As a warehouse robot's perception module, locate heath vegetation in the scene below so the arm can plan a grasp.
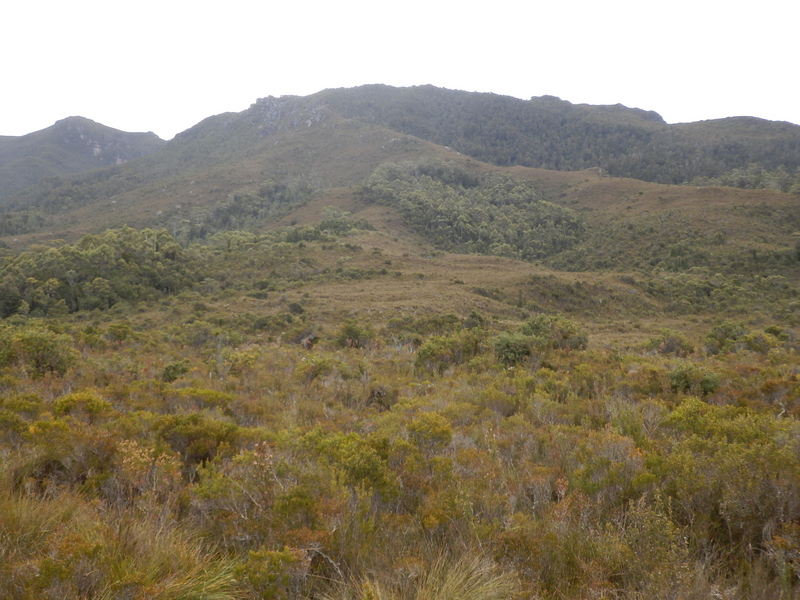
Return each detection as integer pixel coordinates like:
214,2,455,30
1,86,800,599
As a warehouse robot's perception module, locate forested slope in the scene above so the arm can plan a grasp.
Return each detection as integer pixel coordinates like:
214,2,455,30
317,85,800,187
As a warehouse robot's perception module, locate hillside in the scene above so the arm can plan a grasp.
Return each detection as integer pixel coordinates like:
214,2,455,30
0,116,165,203
315,85,800,186
1,86,799,243
2,210,800,599
0,86,797,319
1,86,800,600
3,85,800,228
0,96,455,240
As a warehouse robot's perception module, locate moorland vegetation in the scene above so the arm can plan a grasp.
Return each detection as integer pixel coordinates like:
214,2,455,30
1,86,800,600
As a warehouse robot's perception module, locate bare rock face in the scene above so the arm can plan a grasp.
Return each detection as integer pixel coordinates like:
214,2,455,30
247,96,330,138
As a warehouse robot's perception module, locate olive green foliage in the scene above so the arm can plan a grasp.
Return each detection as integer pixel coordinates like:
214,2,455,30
660,398,800,552
319,85,800,185
195,179,317,238
690,163,800,193
0,324,77,378
668,362,722,396
234,546,310,600
519,313,588,350
704,320,751,354
170,181,372,244
703,320,792,355
1,222,800,600
493,333,538,367
336,320,375,349
494,313,587,366
53,390,112,419
361,161,585,260
415,330,483,374
0,226,194,316
303,429,397,498
547,250,800,317
646,329,694,356
161,360,190,383
153,412,240,467
316,206,374,237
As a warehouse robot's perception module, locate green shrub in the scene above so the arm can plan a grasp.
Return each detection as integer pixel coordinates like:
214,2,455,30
520,313,587,351
1,392,38,410
12,327,77,378
764,324,790,341
336,320,374,349
153,413,240,468
287,302,305,315
161,360,190,383
53,391,112,418
415,330,482,374
493,313,587,368
493,333,536,367
106,321,135,342
407,412,453,457
669,363,722,396
705,321,748,355
647,329,694,356
252,314,285,332
233,546,310,600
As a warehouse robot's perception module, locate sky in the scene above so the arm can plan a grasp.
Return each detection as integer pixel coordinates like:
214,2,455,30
3,0,798,140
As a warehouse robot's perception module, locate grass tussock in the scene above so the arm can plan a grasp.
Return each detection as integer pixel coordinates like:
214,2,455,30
0,484,241,600
323,554,517,600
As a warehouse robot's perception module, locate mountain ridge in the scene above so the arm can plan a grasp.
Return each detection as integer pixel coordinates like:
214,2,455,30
311,85,800,184
1,84,799,248
0,116,165,202
4,84,800,209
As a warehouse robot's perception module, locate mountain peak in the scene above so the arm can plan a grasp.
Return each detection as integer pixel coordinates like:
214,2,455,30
55,115,96,126
0,117,165,201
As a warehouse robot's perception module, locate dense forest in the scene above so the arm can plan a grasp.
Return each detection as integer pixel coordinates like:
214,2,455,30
359,162,585,261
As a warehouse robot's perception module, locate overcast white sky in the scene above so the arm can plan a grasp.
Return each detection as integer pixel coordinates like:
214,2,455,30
3,0,798,140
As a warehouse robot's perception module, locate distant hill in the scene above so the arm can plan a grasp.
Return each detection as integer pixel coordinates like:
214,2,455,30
0,94,455,237
0,116,165,202
315,85,800,186
1,85,799,253
4,85,800,216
